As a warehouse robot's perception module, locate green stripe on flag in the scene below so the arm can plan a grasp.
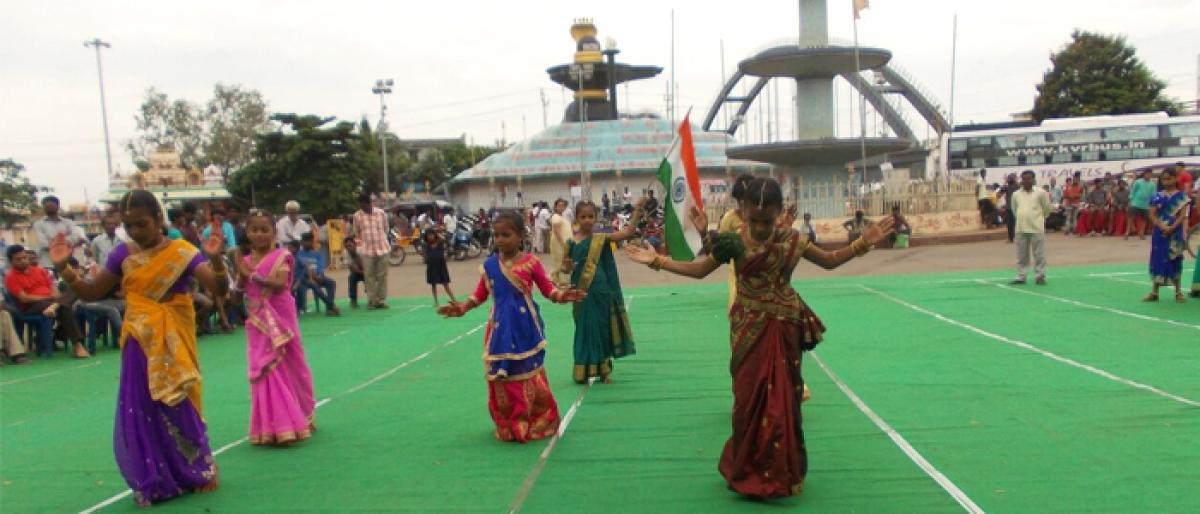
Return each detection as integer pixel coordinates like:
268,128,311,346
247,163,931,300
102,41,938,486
657,158,696,261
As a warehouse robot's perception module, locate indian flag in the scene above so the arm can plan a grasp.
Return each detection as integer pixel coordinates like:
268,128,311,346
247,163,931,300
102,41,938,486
656,115,705,261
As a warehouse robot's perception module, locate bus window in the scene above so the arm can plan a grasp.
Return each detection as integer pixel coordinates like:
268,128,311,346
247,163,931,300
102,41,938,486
1106,149,1132,160
1103,125,1158,141
1165,146,1191,157
968,137,993,147
949,159,968,169
1080,151,1100,162
997,156,1019,166
1050,129,1102,144
995,133,1047,148
949,139,968,152
1167,122,1200,137
1021,155,1047,165
1131,148,1159,159
1051,153,1072,163
970,158,987,168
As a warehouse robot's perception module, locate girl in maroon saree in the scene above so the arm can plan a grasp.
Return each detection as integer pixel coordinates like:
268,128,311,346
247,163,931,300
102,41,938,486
626,178,894,499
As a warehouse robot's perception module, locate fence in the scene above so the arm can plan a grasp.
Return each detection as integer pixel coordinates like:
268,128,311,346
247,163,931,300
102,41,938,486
705,177,978,224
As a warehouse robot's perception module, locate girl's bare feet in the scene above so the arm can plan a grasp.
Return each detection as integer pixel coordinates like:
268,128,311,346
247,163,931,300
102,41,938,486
1175,292,1187,303
1142,293,1159,302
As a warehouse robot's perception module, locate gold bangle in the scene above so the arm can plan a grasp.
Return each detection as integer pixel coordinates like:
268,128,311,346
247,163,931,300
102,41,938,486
650,255,666,271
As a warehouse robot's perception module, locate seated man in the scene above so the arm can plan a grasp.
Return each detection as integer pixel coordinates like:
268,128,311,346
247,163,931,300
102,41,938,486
0,301,30,364
66,257,124,343
296,233,341,316
4,245,88,357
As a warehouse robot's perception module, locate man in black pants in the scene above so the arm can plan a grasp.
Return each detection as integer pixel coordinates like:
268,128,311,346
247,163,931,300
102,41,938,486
1003,173,1018,243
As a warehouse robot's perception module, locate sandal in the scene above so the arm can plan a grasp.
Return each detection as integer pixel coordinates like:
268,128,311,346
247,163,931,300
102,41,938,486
1142,293,1159,302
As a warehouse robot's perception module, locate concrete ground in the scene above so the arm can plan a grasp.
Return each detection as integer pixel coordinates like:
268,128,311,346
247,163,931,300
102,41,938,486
326,230,1160,301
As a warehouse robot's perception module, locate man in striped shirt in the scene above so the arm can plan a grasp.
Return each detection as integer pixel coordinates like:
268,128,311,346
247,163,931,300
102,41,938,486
353,192,391,309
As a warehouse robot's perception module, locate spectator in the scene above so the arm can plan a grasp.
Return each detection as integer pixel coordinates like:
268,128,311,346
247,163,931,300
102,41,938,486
167,208,186,240
343,237,365,309
843,210,871,243
1010,170,1051,285
442,208,458,234
601,192,611,218
1127,169,1156,239
275,200,311,245
1109,180,1130,235
295,233,340,316
534,202,551,253
890,205,912,247
352,192,391,309
201,208,237,249
180,203,203,247
0,298,30,364
4,244,88,357
800,212,818,243
976,169,997,230
1049,177,1063,206
32,195,83,268
90,214,123,269
1062,176,1083,236
69,257,124,343
1085,179,1109,237
1003,174,1019,243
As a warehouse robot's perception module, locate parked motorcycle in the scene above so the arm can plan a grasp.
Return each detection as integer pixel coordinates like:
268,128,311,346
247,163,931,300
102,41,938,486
451,226,483,261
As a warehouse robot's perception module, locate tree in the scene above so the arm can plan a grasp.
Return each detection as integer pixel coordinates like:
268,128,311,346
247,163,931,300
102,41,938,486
1032,30,1180,122
204,83,270,181
125,84,270,174
227,114,376,218
0,159,50,227
125,88,205,166
441,143,499,178
354,118,412,194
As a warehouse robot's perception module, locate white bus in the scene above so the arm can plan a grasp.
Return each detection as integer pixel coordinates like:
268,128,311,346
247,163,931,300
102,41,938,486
943,112,1200,182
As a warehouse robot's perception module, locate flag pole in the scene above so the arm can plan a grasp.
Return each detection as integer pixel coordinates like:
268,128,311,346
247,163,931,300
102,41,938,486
852,5,868,209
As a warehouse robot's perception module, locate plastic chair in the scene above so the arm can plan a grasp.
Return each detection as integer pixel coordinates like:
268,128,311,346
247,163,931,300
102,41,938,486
80,308,115,354
5,292,54,357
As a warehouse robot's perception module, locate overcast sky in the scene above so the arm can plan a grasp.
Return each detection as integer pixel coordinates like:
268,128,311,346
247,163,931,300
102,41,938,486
3,0,1196,207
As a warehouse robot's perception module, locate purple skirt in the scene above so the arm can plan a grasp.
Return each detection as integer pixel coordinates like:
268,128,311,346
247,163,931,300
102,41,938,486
114,341,217,506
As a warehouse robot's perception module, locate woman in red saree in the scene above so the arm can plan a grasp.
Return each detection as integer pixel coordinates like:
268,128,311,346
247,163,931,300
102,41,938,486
626,178,894,499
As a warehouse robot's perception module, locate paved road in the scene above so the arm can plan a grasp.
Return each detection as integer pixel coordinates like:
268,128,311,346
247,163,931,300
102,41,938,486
324,230,1162,301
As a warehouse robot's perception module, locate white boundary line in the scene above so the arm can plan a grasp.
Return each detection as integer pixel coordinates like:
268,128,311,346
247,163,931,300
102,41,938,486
507,377,596,514
0,359,105,387
810,352,985,513
78,322,485,514
860,285,1200,408
980,280,1200,331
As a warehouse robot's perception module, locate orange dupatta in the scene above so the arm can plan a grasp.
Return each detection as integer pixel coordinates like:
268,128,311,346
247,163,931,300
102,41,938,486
118,239,205,415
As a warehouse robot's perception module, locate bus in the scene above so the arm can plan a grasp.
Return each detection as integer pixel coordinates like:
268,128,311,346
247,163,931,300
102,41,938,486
942,112,1200,182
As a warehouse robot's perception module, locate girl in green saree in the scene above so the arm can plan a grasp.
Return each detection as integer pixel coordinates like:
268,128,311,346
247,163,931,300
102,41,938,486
562,198,645,383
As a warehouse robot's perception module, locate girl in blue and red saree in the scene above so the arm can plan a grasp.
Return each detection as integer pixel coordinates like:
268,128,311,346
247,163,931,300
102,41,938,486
1145,168,1194,303
437,212,586,443
625,178,894,499
51,190,227,506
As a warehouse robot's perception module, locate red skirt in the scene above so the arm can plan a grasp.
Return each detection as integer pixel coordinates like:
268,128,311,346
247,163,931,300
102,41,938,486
1108,210,1127,236
719,318,808,498
487,368,560,443
1088,209,1108,233
1075,211,1091,236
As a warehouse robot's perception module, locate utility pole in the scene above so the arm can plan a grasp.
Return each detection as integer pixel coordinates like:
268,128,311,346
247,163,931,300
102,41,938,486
372,79,394,195
540,89,549,129
83,38,114,178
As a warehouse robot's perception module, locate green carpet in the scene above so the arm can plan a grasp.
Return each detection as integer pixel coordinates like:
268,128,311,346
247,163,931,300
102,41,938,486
1,261,1197,513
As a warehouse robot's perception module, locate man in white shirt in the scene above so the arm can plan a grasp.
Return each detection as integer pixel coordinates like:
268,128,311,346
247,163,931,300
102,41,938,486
89,214,123,268
442,208,457,233
275,200,311,245
534,202,551,253
976,168,997,229
32,196,83,268
1010,170,1052,285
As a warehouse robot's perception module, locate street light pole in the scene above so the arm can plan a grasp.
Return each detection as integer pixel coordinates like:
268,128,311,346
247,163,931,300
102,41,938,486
569,63,595,201
84,38,114,178
372,79,394,196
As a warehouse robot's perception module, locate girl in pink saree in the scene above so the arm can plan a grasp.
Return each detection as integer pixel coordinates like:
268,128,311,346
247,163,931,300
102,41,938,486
238,210,316,445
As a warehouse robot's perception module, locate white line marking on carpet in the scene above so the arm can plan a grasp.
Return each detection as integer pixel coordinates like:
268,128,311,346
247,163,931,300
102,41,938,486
980,280,1200,331
811,352,985,513
507,377,596,514
0,360,104,387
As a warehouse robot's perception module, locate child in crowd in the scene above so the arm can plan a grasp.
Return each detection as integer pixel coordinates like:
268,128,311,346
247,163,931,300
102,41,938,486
296,233,341,316
422,230,456,307
343,237,366,308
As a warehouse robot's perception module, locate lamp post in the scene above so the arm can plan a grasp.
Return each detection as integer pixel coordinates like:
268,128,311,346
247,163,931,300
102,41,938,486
569,63,595,201
83,38,114,178
372,79,394,196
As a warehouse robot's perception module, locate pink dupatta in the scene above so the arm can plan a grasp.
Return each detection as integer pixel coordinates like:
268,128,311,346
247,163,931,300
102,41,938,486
244,248,299,382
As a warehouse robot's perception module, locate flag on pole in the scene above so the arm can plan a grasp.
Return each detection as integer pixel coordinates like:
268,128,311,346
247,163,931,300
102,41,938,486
656,115,705,261
853,0,870,18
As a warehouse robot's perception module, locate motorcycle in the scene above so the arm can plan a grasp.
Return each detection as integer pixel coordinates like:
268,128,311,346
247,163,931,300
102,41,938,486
451,226,483,261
